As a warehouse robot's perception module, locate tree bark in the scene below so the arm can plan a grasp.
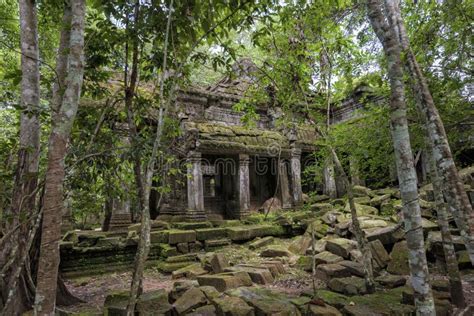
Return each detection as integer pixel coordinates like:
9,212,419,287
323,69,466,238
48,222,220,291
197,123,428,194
0,0,40,313
34,1,86,314
386,0,474,265
330,148,375,293
367,1,435,314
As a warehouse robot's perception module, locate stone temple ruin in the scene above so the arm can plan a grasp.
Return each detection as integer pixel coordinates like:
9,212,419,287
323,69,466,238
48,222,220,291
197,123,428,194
106,59,387,231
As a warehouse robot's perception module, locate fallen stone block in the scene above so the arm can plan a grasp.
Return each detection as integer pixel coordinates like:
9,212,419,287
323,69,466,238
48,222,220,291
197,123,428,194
173,221,212,230
168,230,196,244
228,265,274,285
158,261,195,273
261,260,285,275
170,280,199,302
136,289,172,315
375,274,406,288
210,253,229,274
150,231,170,244
186,304,216,316
104,290,129,316
172,263,208,279
329,276,368,295
260,246,291,258
314,251,344,265
305,239,327,255
315,263,351,283
308,303,342,316
325,238,357,259
166,253,198,263
366,224,404,245
197,272,252,292
212,296,254,316
226,225,286,241
204,238,231,250
177,242,189,254
248,236,274,250
387,241,409,275
314,290,349,310
369,239,390,269
173,287,207,315
338,260,366,277
288,236,312,255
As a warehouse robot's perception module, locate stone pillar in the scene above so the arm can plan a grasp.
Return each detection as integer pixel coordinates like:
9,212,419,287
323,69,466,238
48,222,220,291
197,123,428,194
187,151,206,221
290,148,303,207
279,160,292,209
108,197,132,232
323,158,337,198
237,154,250,219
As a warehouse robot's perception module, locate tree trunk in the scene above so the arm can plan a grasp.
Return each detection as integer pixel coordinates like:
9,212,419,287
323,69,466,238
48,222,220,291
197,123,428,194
367,1,435,314
330,148,375,293
0,0,40,313
34,1,86,314
386,0,474,265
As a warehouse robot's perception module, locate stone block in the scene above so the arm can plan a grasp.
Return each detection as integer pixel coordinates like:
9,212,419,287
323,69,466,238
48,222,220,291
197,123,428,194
226,225,285,242
168,230,196,244
204,238,231,250
338,260,366,277
308,304,342,316
329,276,368,295
173,221,212,230
375,274,406,288
177,242,189,254
172,263,208,279
366,225,404,245
197,272,252,292
315,263,351,283
136,289,172,315
150,231,169,244
369,239,391,268
210,253,229,274
260,246,291,258
288,236,312,255
103,290,129,316
166,253,198,263
173,288,207,315
248,236,274,250
196,228,228,241
169,280,199,302
228,265,274,285
387,241,410,275
158,261,195,273
314,251,344,265
212,296,254,316
325,238,357,259
261,261,285,275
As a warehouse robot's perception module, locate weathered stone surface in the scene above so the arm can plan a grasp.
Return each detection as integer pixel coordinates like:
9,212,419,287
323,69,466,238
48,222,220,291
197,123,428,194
170,280,199,302
366,224,404,245
248,236,274,250
306,239,327,255
288,236,312,255
307,304,342,316
310,203,333,212
103,290,129,316
166,253,198,263
159,261,196,273
328,276,367,295
136,289,172,316
173,221,213,230
338,260,365,277
321,211,341,225
353,196,371,205
172,263,208,279
421,218,438,233
315,264,351,283
369,239,390,269
199,286,221,300
359,219,388,229
370,194,391,207
314,251,344,266
457,250,473,269
344,203,378,216
226,287,300,316
353,185,372,197
169,230,197,244
375,274,406,288
177,242,189,254
305,221,330,239
189,241,203,253
314,290,349,309
150,231,170,244
226,225,286,241
261,260,286,275
326,238,357,259
229,265,274,285
260,246,291,258
387,241,410,275
196,228,228,241
210,253,229,274
173,288,207,315
204,239,232,250
197,272,252,292
212,296,254,316
95,237,122,248
187,304,217,316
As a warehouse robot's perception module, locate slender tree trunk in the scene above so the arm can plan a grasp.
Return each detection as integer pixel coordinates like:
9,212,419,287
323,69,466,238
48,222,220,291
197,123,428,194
367,1,435,314
0,0,40,312
330,148,375,293
386,0,474,264
34,1,86,314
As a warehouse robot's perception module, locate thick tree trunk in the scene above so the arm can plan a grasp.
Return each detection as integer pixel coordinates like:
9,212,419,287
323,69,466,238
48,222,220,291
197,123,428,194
367,1,435,314
0,0,40,313
386,0,474,264
330,148,375,293
34,1,86,314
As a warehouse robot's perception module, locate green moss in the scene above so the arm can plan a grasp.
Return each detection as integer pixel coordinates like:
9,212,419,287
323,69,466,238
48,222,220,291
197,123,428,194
315,290,349,309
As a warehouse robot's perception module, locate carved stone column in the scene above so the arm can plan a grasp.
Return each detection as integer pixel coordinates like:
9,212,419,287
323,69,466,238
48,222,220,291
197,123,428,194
187,151,206,221
323,158,337,198
290,147,303,207
279,160,292,209
237,154,250,219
